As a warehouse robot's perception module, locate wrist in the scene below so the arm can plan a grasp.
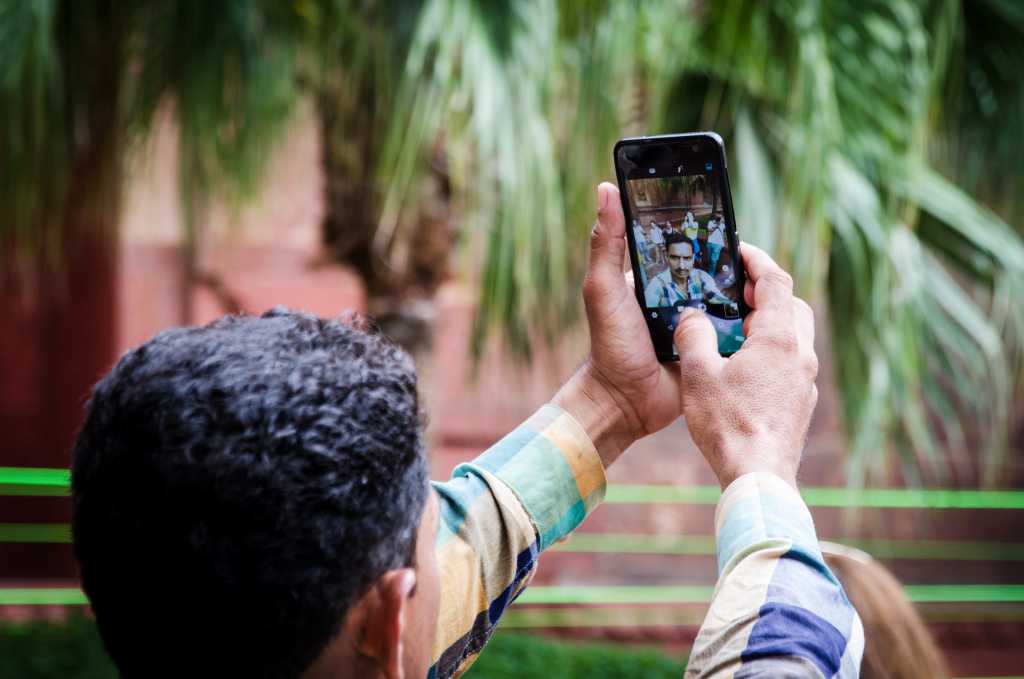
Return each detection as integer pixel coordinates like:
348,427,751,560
711,435,800,490
551,361,639,468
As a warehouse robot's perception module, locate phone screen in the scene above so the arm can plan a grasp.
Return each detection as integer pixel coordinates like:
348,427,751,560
615,134,746,358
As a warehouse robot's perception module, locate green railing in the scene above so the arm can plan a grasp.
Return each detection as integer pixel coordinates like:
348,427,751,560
4,465,1024,630
6,524,1024,562
3,583,1024,608
0,467,69,497
6,466,1024,508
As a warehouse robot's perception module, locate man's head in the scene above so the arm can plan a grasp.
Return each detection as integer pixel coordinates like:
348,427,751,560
72,308,440,679
665,234,695,284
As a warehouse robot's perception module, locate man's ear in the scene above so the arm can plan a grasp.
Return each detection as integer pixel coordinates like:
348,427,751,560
347,568,417,679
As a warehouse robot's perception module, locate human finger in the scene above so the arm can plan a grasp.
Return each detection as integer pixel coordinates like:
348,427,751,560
793,297,815,349
739,242,796,341
674,309,726,388
740,242,794,311
586,183,628,284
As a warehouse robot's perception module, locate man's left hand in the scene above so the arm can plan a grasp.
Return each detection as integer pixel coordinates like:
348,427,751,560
553,182,682,467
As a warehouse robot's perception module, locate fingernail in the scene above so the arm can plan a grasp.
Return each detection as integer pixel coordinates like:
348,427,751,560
597,184,609,212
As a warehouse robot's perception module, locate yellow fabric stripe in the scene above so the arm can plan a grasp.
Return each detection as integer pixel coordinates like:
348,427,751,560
431,468,538,665
432,533,490,662
540,410,607,512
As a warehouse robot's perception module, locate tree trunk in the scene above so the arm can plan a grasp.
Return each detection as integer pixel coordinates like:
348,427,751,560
317,81,382,293
316,68,453,351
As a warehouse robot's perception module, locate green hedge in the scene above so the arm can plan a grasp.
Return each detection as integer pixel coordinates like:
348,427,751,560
0,616,115,679
0,617,684,678
464,632,685,678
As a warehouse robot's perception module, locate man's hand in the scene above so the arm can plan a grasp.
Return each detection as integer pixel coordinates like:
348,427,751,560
674,242,818,489
553,183,682,467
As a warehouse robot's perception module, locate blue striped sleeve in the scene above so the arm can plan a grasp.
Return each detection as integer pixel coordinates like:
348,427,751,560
686,472,864,678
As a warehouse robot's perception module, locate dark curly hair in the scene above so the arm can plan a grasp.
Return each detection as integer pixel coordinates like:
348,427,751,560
71,307,429,678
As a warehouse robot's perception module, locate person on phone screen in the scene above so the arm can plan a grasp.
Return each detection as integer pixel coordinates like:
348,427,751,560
633,219,663,286
632,219,647,254
632,218,650,287
644,219,665,266
644,233,732,308
707,212,726,273
683,210,701,258
70,182,861,679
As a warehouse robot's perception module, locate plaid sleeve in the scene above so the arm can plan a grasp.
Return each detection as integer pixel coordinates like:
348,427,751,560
686,472,864,678
428,404,606,679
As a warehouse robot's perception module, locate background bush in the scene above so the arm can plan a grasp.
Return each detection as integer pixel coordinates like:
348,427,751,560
0,619,684,679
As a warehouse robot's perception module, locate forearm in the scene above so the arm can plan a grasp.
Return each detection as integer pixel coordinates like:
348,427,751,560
686,473,863,678
431,404,607,678
551,361,637,468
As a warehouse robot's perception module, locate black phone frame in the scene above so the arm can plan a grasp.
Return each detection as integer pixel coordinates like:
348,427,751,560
613,131,749,360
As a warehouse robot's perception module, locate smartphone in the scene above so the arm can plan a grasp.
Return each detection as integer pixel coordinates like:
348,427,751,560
614,132,747,359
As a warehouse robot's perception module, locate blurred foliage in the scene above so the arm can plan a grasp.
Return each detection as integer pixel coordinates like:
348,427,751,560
0,0,126,263
937,0,1024,225
377,0,682,351
305,0,427,294
0,619,683,679
0,0,305,265
1,0,1023,484
129,0,305,218
381,0,1024,486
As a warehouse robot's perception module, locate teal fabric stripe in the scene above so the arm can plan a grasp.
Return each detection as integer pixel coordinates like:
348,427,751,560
435,405,592,552
716,496,768,575
485,431,583,551
539,499,588,549
716,477,818,575
432,414,550,545
431,478,490,547
472,425,543,475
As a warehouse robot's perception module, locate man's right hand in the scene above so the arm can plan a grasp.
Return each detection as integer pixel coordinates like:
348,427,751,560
673,243,818,489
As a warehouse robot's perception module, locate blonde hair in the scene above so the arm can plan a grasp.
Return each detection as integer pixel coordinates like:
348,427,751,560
822,543,950,679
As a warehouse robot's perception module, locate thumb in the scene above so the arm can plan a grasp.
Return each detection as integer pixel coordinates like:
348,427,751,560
674,309,725,384
588,182,627,283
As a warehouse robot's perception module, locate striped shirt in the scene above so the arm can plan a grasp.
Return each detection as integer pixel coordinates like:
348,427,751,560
429,404,863,678
644,268,732,308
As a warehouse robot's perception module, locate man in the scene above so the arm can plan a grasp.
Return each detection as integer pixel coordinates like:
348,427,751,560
71,182,861,678
706,212,726,274
646,234,745,354
631,219,652,288
645,233,732,309
642,219,665,266
626,220,643,258
679,211,700,266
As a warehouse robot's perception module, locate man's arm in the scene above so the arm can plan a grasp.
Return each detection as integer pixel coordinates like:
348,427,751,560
696,269,733,305
428,403,606,678
685,473,863,677
674,242,862,677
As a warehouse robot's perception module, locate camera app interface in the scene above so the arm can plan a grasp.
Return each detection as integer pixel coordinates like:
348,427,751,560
625,167,744,355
